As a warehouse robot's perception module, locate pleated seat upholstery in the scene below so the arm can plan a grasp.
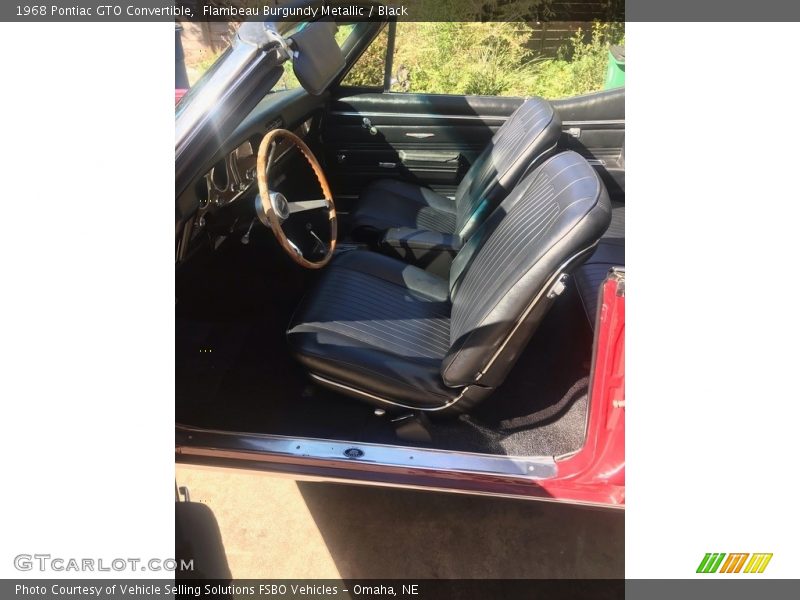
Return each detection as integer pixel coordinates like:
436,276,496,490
288,151,611,414
286,250,456,408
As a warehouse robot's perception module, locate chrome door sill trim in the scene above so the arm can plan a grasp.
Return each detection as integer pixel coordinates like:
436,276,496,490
176,423,557,480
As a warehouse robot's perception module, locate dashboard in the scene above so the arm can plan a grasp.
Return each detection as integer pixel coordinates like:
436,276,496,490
196,134,261,209
195,116,313,212
176,89,327,263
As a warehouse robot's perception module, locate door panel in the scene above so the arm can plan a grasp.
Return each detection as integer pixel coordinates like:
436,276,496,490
322,88,625,210
552,88,625,201
322,92,524,204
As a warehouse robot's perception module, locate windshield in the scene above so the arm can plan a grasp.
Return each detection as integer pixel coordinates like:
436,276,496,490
176,22,358,115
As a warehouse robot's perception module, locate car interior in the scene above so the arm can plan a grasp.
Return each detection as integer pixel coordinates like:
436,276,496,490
175,21,625,458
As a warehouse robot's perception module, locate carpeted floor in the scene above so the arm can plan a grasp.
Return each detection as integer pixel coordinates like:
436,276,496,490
176,230,595,458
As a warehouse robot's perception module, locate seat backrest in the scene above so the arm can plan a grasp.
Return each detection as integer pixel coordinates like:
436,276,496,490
453,97,561,242
442,151,611,388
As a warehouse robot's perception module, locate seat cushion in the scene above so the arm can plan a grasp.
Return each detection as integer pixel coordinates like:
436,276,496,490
286,251,459,409
350,179,457,238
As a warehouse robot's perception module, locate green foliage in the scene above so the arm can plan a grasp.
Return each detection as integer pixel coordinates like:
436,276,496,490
343,20,624,99
391,22,543,96
340,27,389,87
531,22,625,98
398,0,558,21
188,19,625,100
274,64,300,92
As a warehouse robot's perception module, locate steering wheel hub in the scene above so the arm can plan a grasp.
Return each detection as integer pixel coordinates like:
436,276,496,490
272,192,290,221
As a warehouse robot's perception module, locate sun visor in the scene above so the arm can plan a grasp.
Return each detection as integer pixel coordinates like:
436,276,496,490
290,21,346,96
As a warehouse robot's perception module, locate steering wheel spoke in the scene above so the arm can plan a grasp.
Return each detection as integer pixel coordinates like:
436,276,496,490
288,198,331,215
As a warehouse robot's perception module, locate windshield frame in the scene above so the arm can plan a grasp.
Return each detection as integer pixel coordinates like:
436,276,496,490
175,21,291,150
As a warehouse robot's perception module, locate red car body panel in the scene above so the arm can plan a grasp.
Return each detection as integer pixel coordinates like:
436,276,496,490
542,270,625,506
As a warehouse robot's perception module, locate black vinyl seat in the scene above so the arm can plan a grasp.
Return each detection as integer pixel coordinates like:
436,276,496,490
288,152,611,414
350,97,562,245
286,250,456,408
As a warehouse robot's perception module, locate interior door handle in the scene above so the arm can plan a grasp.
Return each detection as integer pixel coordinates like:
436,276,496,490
378,162,397,168
362,117,378,136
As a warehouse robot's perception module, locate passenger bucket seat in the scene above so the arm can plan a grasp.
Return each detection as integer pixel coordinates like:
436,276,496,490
288,151,611,415
350,97,562,247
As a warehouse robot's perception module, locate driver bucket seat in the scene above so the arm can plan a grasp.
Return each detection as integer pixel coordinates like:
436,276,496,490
287,151,611,415
350,97,561,245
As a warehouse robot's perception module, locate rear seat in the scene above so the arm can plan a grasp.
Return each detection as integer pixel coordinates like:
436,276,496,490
574,201,625,326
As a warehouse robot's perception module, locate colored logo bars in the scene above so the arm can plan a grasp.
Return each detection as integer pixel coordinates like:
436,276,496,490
696,553,773,574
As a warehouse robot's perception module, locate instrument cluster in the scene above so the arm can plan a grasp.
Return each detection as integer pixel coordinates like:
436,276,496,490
195,135,261,210
194,116,314,213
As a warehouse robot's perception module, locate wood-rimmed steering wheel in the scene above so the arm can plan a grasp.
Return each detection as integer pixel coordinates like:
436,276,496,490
255,128,336,269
